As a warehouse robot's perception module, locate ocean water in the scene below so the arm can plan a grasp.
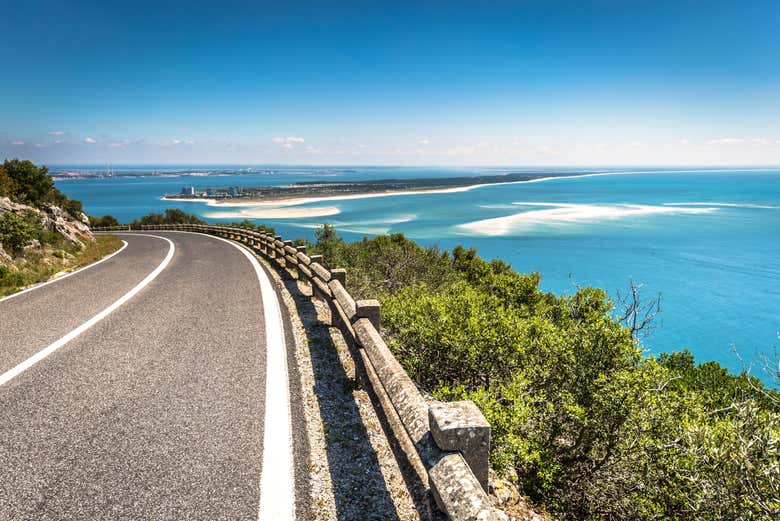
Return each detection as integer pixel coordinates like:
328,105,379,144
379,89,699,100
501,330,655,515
54,167,780,379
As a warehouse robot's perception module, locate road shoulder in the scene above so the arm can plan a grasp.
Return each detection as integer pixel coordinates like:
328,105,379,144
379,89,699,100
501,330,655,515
258,255,429,521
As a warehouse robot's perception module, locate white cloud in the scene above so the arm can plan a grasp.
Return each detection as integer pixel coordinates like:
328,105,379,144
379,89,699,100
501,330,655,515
48,130,64,136
108,139,130,148
418,139,430,145
11,140,25,146
707,137,743,145
679,139,691,145
272,136,305,144
84,137,96,144
282,143,294,149
172,139,182,145
630,141,642,147
54,140,62,144
34,143,47,148
752,138,771,146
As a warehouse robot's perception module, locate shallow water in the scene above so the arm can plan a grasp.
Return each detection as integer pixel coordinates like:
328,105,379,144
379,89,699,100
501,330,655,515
55,166,780,379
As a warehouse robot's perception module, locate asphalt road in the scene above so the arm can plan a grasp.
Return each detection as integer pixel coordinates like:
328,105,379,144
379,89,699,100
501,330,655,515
0,231,299,520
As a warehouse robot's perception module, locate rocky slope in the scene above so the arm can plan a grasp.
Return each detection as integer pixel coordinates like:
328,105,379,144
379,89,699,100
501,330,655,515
0,196,93,264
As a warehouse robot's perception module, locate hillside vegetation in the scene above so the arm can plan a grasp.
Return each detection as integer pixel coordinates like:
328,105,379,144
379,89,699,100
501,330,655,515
0,159,122,296
306,225,779,520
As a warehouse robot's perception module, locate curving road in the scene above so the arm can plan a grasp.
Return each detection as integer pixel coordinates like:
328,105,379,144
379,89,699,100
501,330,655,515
0,232,301,520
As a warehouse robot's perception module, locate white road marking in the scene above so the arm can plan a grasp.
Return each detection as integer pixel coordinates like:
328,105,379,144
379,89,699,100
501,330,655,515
202,235,296,521
0,240,129,303
0,235,175,387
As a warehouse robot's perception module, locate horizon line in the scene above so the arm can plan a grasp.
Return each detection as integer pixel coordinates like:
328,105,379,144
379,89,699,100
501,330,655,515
37,162,780,169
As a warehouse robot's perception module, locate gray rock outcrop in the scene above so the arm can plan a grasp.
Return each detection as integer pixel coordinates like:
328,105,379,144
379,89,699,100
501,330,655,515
0,197,93,256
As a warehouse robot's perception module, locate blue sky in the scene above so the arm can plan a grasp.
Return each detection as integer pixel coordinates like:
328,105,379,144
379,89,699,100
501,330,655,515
2,0,779,166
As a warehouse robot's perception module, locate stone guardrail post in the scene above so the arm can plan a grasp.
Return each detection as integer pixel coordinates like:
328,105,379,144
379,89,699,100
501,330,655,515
429,401,491,490
330,268,346,286
355,299,381,331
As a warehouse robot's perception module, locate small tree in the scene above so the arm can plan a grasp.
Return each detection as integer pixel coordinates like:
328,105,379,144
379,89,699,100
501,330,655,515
314,224,346,267
616,278,662,340
3,159,55,207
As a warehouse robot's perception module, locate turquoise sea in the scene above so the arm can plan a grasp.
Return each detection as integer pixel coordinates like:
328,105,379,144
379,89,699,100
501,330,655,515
54,166,780,380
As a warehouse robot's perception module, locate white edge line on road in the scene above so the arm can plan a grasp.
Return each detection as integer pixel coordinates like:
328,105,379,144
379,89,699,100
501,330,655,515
220,237,296,521
0,234,175,387
184,232,295,520
0,240,129,303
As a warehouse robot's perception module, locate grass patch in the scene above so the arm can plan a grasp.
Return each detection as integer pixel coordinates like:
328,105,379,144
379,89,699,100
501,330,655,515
0,235,123,297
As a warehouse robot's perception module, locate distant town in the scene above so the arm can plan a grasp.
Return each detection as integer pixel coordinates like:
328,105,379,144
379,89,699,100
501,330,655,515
175,185,245,199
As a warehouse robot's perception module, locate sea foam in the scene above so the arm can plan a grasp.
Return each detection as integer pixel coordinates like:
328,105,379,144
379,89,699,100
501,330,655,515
458,202,717,236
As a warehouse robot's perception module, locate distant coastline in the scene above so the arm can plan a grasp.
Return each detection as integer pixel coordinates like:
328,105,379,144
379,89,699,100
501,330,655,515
161,171,594,207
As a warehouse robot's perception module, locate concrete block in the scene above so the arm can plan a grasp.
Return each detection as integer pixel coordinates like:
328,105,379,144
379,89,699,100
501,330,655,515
330,268,346,286
311,262,331,282
352,318,429,444
356,299,381,331
429,453,508,521
296,252,311,265
429,401,491,490
329,279,356,320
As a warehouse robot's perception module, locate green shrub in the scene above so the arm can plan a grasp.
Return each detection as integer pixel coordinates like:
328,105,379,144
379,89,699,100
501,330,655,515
0,165,18,198
0,210,43,252
89,214,120,228
63,198,84,217
309,225,456,299
0,265,25,288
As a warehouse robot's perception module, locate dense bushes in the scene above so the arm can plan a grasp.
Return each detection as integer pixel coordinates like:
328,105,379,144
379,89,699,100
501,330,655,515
89,214,120,228
130,208,206,227
309,225,779,520
0,159,84,218
312,224,458,298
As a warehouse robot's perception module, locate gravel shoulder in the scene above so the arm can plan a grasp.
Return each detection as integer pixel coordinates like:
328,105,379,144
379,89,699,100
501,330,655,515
259,256,436,521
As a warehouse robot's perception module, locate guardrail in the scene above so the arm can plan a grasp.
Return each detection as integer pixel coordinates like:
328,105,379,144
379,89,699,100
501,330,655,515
92,225,131,231
95,223,507,521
